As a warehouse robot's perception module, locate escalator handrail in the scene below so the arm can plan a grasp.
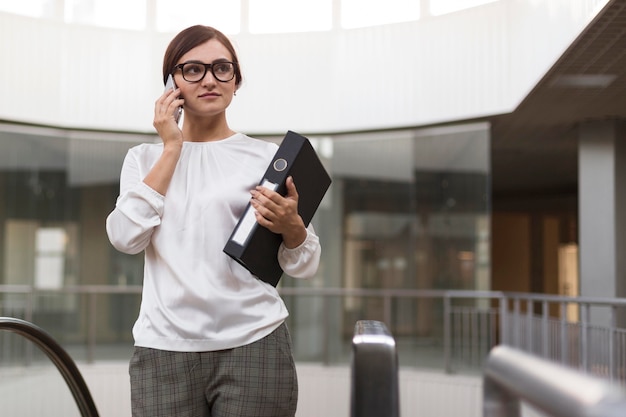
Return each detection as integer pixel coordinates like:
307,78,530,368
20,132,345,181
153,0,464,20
351,320,399,417
0,317,100,417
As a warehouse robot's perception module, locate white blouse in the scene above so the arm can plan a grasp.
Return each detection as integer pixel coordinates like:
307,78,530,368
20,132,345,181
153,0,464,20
106,133,320,352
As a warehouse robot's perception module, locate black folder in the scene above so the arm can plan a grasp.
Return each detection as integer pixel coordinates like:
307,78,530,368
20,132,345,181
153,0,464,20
223,131,332,286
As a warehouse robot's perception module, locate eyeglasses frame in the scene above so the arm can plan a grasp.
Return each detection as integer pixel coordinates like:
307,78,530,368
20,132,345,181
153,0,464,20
172,61,238,83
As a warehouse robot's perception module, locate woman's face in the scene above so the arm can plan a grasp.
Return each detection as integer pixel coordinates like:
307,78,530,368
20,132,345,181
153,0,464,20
173,39,237,119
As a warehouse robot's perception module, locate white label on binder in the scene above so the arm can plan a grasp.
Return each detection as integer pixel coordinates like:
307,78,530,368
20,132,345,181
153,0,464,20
231,180,278,245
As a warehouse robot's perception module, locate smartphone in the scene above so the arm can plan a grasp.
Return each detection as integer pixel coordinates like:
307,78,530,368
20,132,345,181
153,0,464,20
164,74,182,123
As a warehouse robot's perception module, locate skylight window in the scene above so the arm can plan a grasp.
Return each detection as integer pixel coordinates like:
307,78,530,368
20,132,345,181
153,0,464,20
0,0,54,18
248,0,332,33
341,0,420,29
156,0,241,34
0,0,503,32
65,0,147,30
430,0,499,16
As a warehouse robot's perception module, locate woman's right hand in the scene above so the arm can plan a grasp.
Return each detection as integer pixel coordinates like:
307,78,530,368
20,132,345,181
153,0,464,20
142,88,185,196
153,87,184,147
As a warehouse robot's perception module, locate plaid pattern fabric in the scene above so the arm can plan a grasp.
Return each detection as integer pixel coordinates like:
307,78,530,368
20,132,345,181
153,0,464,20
130,323,298,417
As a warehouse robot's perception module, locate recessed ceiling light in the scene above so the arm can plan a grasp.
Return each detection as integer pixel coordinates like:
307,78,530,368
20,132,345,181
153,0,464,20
550,74,617,88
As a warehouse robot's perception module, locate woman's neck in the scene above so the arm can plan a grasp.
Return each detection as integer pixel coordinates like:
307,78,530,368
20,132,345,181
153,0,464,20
182,114,235,142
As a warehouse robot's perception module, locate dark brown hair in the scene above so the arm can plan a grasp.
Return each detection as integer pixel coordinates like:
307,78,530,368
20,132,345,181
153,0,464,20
162,25,242,88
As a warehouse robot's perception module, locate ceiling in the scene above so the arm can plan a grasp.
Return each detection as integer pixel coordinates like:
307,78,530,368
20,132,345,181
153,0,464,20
489,0,626,199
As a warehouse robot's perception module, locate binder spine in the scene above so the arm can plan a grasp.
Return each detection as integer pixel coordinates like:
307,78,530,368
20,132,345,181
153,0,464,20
262,131,305,190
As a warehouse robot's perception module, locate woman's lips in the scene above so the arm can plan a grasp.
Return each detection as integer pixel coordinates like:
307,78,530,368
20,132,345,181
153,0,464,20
199,92,219,98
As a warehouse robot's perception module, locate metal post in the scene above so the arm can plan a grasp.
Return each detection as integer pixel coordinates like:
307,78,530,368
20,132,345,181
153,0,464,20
443,295,452,373
472,305,479,366
581,303,589,372
513,299,520,347
87,293,97,364
541,300,549,358
499,295,507,345
609,306,616,382
560,302,567,365
383,293,392,332
526,299,533,352
25,290,34,366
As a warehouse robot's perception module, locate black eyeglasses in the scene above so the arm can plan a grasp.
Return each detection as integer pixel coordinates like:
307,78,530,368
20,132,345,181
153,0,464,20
173,61,237,83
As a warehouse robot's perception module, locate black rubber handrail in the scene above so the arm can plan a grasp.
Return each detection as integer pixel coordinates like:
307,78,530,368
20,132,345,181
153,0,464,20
351,320,399,417
0,317,100,417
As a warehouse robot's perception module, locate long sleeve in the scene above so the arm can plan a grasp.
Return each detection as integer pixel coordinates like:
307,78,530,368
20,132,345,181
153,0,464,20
278,227,321,279
106,148,164,254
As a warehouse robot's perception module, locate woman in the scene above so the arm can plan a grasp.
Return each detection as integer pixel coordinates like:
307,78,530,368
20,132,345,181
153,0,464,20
106,25,320,417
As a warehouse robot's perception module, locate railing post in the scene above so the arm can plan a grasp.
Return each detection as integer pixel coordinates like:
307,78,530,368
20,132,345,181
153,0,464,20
609,306,616,382
25,290,35,366
513,298,520,347
87,292,97,364
472,304,479,366
443,294,452,373
581,303,589,372
560,302,567,365
526,299,533,352
322,291,330,365
541,300,549,358
499,295,507,345
383,292,392,332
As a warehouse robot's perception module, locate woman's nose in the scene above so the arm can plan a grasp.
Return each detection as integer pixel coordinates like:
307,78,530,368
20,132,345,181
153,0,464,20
201,70,217,86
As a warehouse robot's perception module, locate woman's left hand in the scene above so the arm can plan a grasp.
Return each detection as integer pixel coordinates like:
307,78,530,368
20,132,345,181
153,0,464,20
250,176,307,248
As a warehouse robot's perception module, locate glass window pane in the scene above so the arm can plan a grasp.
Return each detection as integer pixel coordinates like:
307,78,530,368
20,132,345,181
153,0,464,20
156,0,241,34
0,125,146,361
249,0,332,34
0,0,55,18
341,0,420,29
284,125,491,364
430,0,499,16
65,0,147,30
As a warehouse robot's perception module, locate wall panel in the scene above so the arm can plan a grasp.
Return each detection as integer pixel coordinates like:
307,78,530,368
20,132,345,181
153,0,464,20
0,0,609,134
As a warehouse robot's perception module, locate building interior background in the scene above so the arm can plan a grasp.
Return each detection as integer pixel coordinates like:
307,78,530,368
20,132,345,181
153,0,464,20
0,0,625,415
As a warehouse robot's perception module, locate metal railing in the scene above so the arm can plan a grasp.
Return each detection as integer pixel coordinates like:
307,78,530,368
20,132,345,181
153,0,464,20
497,292,626,384
1,284,626,384
483,345,626,417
